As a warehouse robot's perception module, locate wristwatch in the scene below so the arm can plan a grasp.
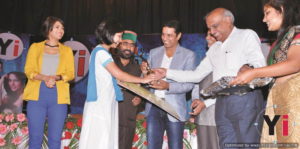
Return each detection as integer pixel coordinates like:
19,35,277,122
245,64,254,68
56,75,62,81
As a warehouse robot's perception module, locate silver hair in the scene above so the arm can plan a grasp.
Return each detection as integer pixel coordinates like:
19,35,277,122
205,8,235,24
223,9,235,24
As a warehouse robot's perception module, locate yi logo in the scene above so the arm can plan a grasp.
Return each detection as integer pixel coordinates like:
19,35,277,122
264,114,289,136
64,40,90,82
0,33,24,60
255,105,297,142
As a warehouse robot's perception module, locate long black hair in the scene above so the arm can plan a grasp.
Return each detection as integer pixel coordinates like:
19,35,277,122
263,0,300,41
4,72,27,96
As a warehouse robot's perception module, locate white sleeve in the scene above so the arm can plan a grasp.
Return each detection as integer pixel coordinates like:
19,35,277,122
166,56,213,83
191,84,199,100
97,50,114,67
244,30,267,68
191,83,216,107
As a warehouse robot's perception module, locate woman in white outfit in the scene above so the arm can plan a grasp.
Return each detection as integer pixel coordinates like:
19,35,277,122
79,18,156,149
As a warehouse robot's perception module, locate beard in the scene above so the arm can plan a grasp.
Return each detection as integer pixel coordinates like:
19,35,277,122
119,49,134,59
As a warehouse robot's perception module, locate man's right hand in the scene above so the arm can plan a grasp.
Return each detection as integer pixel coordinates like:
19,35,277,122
132,96,142,106
189,99,206,116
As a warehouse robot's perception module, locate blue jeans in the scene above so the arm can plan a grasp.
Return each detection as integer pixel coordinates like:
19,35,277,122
146,105,184,149
27,82,67,149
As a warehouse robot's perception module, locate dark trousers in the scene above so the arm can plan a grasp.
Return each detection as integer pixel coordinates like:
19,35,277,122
146,105,184,149
27,82,67,149
215,90,264,149
119,125,135,149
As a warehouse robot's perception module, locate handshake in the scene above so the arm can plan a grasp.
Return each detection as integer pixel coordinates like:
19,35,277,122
140,61,169,89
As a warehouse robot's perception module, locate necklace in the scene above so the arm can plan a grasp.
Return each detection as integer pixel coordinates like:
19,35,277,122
45,43,59,48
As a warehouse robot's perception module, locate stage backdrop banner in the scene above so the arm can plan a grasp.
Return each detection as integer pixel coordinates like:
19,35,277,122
0,32,208,114
0,32,30,74
64,40,90,82
64,35,97,114
0,32,30,114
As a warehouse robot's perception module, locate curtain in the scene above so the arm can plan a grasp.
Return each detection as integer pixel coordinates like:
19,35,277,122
0,0,268,37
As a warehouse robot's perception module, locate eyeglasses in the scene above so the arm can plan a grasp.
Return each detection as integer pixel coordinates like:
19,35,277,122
120,42,135,48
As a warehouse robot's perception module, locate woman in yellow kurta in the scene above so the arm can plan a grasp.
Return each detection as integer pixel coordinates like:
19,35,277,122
24,16,74,149
231,0,300,147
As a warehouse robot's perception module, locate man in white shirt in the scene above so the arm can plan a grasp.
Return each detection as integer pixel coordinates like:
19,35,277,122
155,8,266,149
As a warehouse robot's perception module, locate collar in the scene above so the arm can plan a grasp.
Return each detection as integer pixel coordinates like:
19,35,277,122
220,26,237,44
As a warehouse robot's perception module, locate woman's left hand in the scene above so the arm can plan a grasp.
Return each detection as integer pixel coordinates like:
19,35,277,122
45,76,56,88
230,69,256,86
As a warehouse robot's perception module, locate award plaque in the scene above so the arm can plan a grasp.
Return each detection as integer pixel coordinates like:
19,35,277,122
118,81,181,120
